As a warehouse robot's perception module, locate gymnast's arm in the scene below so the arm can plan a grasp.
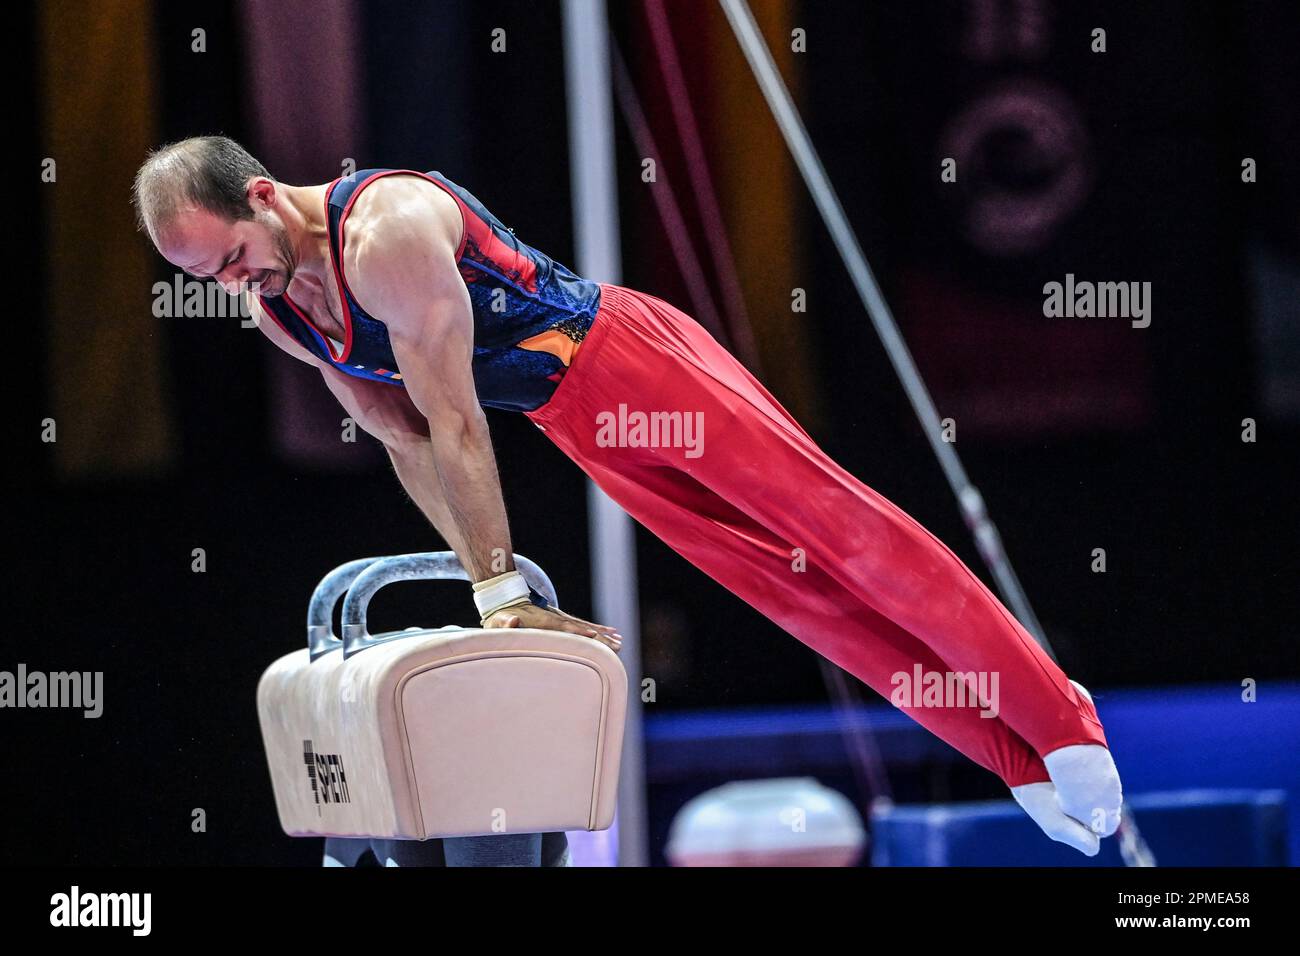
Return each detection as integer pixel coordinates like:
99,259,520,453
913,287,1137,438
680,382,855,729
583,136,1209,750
245,293,470,560
319,183,621,646
338,206,517,585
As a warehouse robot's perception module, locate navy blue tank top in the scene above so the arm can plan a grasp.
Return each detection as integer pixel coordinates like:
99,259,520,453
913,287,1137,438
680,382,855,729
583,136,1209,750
258,169,602,412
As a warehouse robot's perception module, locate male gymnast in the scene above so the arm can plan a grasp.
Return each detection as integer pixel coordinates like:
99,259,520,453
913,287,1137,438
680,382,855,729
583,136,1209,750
133,136,1123,856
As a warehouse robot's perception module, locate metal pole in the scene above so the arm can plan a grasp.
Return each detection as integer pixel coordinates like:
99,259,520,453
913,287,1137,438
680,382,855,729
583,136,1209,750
562,0,649,868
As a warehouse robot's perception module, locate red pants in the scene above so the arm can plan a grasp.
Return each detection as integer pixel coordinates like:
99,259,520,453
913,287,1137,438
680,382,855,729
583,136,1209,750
525,284,1106,787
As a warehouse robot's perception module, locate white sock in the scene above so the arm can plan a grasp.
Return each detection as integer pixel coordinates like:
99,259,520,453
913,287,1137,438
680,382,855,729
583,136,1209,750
1043,744,1123,838
1009,681,1123,856
1011,781,1103,856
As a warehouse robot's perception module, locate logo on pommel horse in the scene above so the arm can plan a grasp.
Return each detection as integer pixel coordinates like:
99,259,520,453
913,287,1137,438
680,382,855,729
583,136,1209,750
303,739,351,814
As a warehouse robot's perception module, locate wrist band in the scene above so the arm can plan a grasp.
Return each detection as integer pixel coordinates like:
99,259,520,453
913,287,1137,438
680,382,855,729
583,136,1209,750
472,570,530,617
477,584,553,628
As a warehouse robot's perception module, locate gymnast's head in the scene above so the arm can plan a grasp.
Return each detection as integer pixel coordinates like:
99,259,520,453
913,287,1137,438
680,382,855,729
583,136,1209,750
133,134,297,298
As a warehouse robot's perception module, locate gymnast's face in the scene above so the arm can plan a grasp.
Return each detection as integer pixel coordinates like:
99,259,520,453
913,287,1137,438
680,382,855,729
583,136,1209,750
160,188,297,299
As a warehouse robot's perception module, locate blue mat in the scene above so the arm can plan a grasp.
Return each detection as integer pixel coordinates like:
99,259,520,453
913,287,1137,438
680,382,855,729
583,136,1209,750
870,788,1289,866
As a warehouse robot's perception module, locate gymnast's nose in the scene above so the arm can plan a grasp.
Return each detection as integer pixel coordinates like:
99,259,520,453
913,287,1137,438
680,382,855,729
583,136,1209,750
214,269,244,296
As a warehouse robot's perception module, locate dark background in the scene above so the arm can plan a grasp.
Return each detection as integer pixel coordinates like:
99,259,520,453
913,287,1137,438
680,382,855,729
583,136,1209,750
12,0,1299,864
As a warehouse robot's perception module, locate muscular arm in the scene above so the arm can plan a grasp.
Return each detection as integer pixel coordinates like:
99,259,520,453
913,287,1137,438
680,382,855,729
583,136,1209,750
342,184,515,583
244,187,621,647
246,292,470,560
318,374,475,564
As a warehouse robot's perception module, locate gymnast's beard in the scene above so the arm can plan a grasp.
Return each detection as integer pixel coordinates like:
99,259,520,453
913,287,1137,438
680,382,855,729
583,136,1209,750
255,269,289,298
252,217,298,298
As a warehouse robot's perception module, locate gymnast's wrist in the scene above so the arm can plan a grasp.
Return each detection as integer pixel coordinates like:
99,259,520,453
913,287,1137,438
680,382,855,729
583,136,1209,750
472,570,551,624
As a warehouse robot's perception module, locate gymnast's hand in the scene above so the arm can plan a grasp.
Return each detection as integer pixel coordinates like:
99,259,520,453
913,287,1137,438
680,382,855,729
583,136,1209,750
483,603,623,653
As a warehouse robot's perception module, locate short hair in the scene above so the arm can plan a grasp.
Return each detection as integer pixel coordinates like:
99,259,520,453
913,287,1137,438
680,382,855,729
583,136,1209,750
132,135,272,244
